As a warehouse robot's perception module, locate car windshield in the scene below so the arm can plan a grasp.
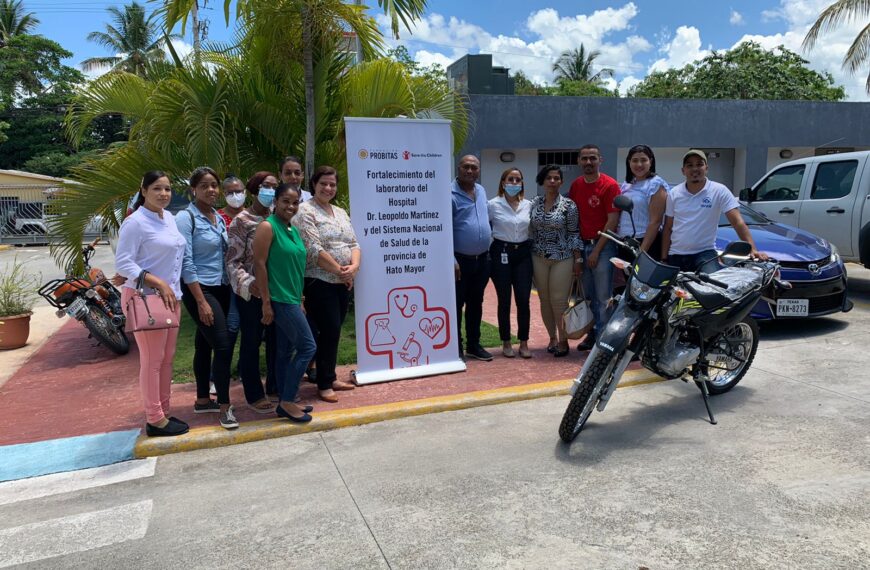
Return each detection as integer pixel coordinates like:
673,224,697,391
718,204,769,227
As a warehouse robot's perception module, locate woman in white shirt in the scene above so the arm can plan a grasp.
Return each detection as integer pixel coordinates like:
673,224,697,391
487,168,533,359
115,171,187,437
618,145,669,258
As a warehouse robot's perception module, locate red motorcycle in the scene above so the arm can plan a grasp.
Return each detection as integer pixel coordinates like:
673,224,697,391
38,238,130,355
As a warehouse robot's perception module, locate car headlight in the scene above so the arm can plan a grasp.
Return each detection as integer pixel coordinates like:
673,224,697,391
629,278,661,302
829,243,840,264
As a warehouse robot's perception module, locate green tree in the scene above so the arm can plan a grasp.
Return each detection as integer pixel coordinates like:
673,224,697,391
550,79,616,97
387,46,447,91
0,0,38,42
0,34,83,106
629,41,845,101
512,70,547,96
803,0,870,94
81,2,175,77
54,41,468,269
552,45,613,85
162,0,428,178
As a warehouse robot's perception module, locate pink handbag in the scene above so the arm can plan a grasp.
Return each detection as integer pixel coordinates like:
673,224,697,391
124,271,180,333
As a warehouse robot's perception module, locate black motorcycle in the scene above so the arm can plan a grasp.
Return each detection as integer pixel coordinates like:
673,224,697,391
38,238,130,355
559,195,788,443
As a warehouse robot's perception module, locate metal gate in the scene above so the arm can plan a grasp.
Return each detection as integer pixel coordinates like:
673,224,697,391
0,185,106,245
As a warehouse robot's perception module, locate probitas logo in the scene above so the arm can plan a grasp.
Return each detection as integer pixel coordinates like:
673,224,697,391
358,148,399,160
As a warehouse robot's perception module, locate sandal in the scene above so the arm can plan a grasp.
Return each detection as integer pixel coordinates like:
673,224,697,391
249,399,275,414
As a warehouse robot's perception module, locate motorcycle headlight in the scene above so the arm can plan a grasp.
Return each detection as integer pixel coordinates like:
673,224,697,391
829,243,840,264
629,278,661,302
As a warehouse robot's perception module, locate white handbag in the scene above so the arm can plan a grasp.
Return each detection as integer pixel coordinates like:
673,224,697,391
563,277,594,340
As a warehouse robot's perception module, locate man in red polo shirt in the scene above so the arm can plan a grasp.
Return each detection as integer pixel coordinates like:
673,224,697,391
568,144,621,351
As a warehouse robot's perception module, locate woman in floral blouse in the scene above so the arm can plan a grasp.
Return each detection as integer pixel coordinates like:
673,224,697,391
293,166,361,403
529,164,582,357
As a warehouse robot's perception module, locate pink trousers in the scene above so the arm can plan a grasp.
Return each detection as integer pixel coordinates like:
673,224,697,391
122,288,181,424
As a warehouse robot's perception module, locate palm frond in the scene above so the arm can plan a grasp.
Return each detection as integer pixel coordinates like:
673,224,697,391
803,0,870,51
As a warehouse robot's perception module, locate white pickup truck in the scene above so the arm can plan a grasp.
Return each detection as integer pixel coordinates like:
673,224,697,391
739,150,870,268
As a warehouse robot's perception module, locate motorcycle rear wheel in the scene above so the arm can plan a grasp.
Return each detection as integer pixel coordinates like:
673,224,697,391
83,304,130,355
702,316,758,395
558,351,617,443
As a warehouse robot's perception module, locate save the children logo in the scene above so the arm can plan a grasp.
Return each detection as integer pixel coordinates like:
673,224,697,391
588,195,600,208
403,150,411,160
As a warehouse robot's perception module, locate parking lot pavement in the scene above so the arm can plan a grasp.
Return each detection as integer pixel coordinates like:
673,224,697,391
2,297,868,569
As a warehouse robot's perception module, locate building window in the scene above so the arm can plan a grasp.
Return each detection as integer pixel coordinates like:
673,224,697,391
538,150,578,167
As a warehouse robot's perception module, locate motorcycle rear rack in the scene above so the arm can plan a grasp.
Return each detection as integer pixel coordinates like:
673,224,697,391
37,277,98,310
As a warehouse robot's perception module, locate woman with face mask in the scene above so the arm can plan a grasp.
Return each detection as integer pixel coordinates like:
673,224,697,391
487,168,533,359
225,171,282,413
175,167,238,430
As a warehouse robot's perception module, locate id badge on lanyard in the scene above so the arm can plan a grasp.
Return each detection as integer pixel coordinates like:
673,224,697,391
501,251,509,265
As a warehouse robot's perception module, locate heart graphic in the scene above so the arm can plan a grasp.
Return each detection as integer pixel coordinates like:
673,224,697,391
418,317,444,339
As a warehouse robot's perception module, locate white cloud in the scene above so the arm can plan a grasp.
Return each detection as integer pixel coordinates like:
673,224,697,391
648,26,709,73
734,0,870,100
730,10,744,26
618,75,643,95
377,3,652,86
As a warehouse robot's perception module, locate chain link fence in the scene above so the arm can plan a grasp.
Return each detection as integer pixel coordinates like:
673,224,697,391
0,185,107,246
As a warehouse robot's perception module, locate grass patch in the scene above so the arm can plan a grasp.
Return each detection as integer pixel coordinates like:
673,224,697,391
173,308,510,383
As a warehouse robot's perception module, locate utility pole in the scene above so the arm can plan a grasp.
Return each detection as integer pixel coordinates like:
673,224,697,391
191,0,210,58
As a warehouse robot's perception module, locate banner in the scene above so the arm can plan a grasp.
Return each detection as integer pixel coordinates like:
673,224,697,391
345,117,466,385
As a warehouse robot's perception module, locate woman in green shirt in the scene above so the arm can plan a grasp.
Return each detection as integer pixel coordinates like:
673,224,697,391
253,183,317,422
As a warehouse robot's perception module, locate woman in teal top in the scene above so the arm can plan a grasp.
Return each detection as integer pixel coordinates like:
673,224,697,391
253,183,317,423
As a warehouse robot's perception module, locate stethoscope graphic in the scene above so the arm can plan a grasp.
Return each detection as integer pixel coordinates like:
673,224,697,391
393,293,418,318
398,332,422,365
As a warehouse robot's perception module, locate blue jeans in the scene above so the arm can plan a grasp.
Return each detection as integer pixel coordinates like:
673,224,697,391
669,249,721,275
272,301,317,403
582,241,617,337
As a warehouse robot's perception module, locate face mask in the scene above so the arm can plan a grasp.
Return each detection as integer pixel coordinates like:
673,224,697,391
257,188,275,208
504,184,522,197
225,192,246,208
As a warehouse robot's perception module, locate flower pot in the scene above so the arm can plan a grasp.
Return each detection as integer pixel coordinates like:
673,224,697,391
0,312,33,350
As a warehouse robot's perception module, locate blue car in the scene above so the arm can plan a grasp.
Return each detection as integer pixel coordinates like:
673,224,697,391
716,205,853,319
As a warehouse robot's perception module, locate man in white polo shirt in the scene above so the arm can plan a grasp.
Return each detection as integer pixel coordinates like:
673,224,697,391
661,149,767,273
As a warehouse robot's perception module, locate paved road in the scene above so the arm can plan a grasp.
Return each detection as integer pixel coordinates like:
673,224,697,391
0,243,116,283
1,266,868,569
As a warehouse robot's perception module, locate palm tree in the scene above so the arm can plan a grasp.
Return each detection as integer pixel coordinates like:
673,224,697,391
81,2,175,77
802,0,870,94
0,0,39,42
54,38,468,270
161,0,428,178
552,45,614,85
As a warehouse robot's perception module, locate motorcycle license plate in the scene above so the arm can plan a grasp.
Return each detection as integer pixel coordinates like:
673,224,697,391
66,297,87,317
776,298,808,317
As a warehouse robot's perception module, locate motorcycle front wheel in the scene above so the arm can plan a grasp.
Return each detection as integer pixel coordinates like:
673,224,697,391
83,304,130,355
558,350,618,443
702,316,758,395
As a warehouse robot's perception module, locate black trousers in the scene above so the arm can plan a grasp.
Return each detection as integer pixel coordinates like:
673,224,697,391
489,240,533,341
303,279,349,390
455,252,490,350
180,283,232,405
235,293,277,403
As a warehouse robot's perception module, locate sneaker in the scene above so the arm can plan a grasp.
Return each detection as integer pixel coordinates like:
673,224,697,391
219,406,239,430
465,345,493,361
209,381,217,396
194,400,221,413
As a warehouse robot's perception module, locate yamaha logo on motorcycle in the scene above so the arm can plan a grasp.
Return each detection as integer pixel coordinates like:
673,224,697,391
559,196,788,443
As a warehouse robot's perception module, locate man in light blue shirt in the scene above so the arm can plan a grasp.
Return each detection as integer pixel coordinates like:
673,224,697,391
452,154,493,361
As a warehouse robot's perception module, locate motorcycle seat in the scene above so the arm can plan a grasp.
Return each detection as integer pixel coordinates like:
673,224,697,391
684,266,765,309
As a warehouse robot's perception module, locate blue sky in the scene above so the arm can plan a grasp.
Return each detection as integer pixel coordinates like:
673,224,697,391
27,0,870,100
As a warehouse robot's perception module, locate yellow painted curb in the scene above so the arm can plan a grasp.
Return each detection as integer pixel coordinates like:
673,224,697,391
0,245,12,251
134,368,664,458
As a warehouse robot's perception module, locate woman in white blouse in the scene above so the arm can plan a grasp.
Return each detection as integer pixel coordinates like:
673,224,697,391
115,171,188,437
293,166,361,403
487,168,533,358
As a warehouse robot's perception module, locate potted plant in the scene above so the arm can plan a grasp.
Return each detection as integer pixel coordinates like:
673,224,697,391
0,257,41,349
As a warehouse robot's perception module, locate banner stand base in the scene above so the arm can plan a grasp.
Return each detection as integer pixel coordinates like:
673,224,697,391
354,361,467,386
